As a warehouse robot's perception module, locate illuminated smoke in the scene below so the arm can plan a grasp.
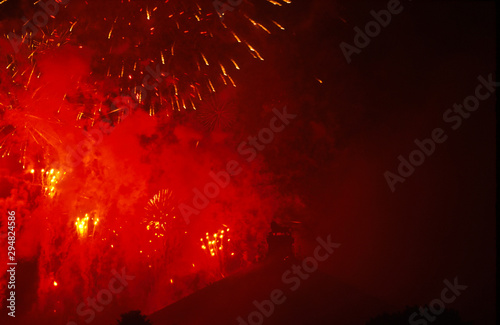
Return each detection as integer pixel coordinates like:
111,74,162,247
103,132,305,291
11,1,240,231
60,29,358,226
0,0,293,318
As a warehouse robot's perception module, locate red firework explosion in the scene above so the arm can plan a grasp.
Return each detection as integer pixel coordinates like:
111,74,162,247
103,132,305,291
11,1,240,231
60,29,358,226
0,0,292,320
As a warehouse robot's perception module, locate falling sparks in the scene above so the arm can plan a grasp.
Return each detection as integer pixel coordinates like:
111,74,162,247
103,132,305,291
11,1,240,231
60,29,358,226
40,168,65,198
0,109,66,168
75,213,99,238
144,189,176,239
75,215,89,237
200,226,231,258
35,0,289,113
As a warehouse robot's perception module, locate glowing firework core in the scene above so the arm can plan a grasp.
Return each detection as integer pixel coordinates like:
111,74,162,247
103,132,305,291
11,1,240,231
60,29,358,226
201,227,230,257
75,213,99,237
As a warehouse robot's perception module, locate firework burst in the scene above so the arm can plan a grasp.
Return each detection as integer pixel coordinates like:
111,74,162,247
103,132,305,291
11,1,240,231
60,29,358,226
0,0,290,317
200,225,234,276
49,0,290,112
144,188,177,238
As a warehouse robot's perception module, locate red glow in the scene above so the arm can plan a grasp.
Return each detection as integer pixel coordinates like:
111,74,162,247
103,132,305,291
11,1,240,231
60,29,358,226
0,0,293,321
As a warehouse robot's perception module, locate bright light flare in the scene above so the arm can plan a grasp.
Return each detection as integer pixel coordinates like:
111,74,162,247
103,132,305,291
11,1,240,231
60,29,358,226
75,213,99,238
200,227,231,258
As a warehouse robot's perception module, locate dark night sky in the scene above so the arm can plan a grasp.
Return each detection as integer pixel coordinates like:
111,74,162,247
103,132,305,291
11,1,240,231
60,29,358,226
242,0,496,323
